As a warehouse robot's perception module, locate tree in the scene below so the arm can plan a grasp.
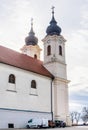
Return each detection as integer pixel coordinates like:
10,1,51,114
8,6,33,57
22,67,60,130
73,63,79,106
81,107,88,124
70,111,80,125
74,112,80,124
70,112,75,124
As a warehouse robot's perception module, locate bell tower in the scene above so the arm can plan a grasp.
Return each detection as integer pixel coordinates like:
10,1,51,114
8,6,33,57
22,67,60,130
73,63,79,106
42,7,71,126
21,18,41,60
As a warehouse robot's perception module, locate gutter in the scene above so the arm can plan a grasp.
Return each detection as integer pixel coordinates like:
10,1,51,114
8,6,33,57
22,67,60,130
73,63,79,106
51,76,54,121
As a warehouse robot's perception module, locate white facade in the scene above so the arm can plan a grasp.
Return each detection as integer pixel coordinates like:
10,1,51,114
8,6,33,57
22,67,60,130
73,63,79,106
21,44,42,60
43,35,71,125
0,35,71,128
0,63,52,128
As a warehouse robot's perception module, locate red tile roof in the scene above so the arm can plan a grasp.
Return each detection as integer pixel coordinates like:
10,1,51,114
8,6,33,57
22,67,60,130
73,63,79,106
0,45,53,78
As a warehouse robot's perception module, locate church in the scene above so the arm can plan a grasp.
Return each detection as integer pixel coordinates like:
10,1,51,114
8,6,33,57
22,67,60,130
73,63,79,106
0,7,71,128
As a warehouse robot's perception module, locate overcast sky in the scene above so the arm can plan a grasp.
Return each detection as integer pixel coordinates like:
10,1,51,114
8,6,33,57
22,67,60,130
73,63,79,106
0,0,88,113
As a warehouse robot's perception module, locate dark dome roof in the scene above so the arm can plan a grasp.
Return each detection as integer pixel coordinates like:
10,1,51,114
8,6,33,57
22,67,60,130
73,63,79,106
46,7,61,36
25,19,38,46
25,30,38,45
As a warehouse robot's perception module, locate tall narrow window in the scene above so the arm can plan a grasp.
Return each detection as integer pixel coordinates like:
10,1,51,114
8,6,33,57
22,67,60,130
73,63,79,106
30,80,37,96
31,80,36,89
7,74,16,92
34,54,37,59
8,124,14,128
9,74,15,84
59,45,62,56
47,45,51,55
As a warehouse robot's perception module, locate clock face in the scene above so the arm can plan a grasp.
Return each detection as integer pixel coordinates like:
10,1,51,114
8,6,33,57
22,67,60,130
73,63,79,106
47,39,50,43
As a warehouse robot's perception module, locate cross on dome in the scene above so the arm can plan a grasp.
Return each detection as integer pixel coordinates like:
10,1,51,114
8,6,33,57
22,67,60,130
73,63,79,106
25,18,38,45
46,6,62,36
51,6,55,17
31,18,33,29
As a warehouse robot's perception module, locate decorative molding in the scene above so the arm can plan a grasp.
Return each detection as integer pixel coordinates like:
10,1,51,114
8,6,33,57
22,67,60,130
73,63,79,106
0,108,51,114
42,35,66,43
30,93,38,96
6,89,17,93
54,77,70,83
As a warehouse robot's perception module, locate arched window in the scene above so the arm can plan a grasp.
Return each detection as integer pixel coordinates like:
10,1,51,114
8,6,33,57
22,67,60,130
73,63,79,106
47,45,51,55
9,74,15,84
31,80,36,89
34,54,37,59
59,45,62,56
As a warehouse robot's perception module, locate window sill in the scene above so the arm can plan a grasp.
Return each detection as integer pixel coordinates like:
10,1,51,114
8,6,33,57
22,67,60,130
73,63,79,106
6,89,17,93
30,93,38,96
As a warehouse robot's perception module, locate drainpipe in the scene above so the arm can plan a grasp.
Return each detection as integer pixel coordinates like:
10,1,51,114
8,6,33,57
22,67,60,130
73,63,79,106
51,76,54,121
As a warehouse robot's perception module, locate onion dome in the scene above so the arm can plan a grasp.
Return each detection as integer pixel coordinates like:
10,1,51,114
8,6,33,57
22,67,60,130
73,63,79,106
25,18,38,45
46,6,61,36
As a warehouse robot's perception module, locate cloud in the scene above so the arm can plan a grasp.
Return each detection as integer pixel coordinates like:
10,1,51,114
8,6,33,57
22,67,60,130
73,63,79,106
69,100,87,112
68,66,88,96
80,1,88,29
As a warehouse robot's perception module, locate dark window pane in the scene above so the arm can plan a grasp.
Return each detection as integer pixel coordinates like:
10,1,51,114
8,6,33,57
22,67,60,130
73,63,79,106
9,74,15,84
34,54,37,59
59,45,62,56
47,45,51,55
31,80,36,89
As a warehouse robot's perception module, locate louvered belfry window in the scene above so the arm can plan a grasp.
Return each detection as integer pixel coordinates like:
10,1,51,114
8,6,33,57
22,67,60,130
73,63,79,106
47,45,51,55
59,45,62,56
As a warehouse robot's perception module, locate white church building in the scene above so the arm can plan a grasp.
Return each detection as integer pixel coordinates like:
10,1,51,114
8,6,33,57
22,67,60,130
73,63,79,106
0,8,71,128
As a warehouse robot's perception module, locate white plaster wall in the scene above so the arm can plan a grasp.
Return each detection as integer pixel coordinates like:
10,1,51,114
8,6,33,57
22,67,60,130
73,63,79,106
43,35,71,126
53,79,69,122
44,62,67,79
0,63,51,112
0,109,51,128
43,35,67,79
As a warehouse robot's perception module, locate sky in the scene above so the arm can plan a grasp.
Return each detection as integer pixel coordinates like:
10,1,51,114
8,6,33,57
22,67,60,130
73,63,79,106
0,0,88,113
